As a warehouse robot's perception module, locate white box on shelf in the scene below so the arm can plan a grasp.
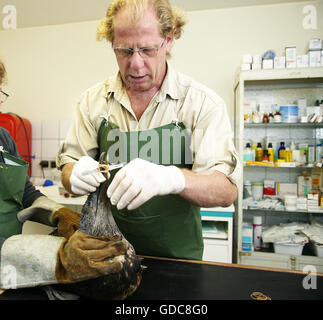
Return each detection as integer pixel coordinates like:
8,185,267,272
285,46,297,68
309,50,321,67
262,59,273,69
241,63,251,71
274,56,285,69
297,55,309,68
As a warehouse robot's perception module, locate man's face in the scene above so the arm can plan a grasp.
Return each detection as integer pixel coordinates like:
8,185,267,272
112,7,172,94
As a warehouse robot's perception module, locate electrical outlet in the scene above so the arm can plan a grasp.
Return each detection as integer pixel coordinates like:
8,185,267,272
50,161,56,168
39,160,49,168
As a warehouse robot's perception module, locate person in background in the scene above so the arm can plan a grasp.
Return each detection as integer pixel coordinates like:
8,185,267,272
57,0,241,261
0,60,128,297
0,60,80,240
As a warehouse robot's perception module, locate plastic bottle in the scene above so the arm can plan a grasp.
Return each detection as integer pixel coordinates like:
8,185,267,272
262,113,269,123
267,142,275,163
244,180,252,198
290,141,296,162
268,111,274,123
278,142,286,160
274,108,282,123
256,142,263,161
251,142,257,161
243,143,253,164
285,147,292,162
253,216,263,251
316,143,322,162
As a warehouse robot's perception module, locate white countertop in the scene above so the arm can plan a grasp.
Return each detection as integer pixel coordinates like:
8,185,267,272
36,185,86,206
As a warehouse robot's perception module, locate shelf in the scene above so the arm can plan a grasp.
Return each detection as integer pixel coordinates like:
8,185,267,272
234,67,323,88
244,208,323,214
244,122,323,129
244,164,320,169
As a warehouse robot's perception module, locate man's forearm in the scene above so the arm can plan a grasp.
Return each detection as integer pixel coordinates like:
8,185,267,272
61,162,75,194
179,169,237,208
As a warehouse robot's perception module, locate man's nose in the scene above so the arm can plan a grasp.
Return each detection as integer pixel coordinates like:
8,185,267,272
129,51,145,70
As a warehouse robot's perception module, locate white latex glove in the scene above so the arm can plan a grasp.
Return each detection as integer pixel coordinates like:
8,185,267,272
70,156,107,195
107,158,185,210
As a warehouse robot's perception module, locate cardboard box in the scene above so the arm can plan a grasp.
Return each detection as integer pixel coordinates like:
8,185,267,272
264,180,275,196
274,56,286,69
252,63,261,70
309,50,321,67
242,224,253,251
297,55,309,68
277,183,297,197
311,168,323,191
262,59,273,69
309,38,322,51
241,63,251,71
285,46,297,68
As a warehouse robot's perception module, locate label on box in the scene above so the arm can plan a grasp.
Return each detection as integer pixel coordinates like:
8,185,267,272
309,38,322,51
264,180,275,196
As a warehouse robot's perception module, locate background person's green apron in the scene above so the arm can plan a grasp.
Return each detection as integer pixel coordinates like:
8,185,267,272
0,150,28,238
97,118,203,260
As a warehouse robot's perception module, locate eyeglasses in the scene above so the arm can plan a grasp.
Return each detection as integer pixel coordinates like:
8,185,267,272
113,38,166,59
0,90,9,103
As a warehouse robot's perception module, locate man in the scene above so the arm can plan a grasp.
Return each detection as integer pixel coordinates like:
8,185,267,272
57,0,240,260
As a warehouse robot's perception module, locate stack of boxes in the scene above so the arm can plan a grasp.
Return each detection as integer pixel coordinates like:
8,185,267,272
241,38,323,71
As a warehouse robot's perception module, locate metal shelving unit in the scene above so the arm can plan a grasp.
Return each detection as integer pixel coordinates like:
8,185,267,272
233,67,323,270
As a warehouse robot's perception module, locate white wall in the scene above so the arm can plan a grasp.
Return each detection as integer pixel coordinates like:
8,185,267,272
0,1,322,123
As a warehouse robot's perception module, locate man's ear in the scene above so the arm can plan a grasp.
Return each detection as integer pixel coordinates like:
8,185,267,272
165,36,174,54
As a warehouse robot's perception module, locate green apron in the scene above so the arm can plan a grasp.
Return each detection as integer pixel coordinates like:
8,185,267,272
97,118,203,260
0,150,28,238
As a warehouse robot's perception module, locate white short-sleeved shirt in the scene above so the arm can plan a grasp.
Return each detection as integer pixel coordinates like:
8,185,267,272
56,64,241,185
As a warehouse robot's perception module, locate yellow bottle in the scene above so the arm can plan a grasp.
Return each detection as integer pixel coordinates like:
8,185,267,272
267,142,275,163
279,149,287,161
256,142,263,162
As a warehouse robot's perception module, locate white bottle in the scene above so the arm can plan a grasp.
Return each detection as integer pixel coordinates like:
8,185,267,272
253,216,262,251
316,144,322,162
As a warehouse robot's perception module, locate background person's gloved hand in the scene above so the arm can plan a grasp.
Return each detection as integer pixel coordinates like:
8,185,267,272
107,158,186,210
56,230,129,283
17,196,80,240
0,230,130,289
70,156,107,195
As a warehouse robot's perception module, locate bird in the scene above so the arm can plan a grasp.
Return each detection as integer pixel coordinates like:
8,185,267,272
59,171,143,300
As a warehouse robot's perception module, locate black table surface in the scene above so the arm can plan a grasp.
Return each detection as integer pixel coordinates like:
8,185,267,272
1,256,322,300
128,256,323,300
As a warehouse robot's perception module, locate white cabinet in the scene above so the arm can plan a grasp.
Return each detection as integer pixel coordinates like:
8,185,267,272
233,67,323,271
201,206,233,263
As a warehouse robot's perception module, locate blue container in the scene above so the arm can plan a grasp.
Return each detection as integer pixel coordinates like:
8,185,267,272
280,105,298,123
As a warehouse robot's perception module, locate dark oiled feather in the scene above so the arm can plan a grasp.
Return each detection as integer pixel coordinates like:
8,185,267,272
60,179,143,300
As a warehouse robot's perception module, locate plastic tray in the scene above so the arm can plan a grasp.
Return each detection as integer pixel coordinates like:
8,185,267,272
274,242,304,255
312,241,323,257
